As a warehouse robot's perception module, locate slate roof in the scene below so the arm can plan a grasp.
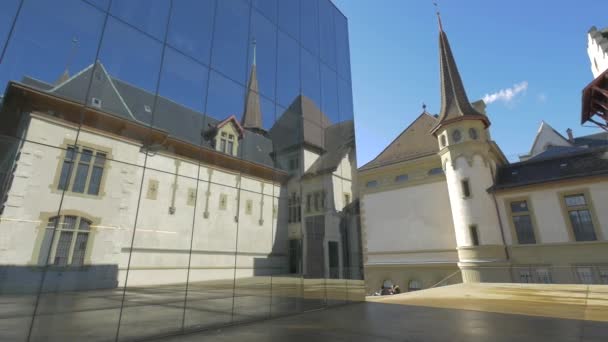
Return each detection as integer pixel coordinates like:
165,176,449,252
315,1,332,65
304,120,354,176
359,113,439,171
21,62,275,168
268,94,332,152
434,23,488,131
492,147,608,191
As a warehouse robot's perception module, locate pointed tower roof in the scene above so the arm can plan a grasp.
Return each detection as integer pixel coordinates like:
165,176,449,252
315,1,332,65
431,13,489,134
241,39,263,132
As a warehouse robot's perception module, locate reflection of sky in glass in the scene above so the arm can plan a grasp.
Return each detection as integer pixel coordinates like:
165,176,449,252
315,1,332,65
0,0,20,59
167,0,215,66
0,0,104,91
84,0,109,11
98,17,162,93
0,0,353,127
319,0,337,70
158,47,208,112
110,0,169,41
334,9,351,82
259,95,276,130
278,0,299,41
338,78,354,121
253,0,278,24
211,0,250,86
321,64,339,123
301,47,321,107
301,0,320,57
277,32,300,108
206,70,245,121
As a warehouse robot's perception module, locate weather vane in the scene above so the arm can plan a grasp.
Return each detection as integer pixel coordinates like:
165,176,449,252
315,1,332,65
433,1,443,30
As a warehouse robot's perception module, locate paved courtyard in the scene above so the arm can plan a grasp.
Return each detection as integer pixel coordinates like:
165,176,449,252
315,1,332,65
154,301,608,342
154,283,608,342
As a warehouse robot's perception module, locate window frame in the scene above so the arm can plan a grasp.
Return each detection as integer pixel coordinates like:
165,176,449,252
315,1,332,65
558,189,602,242
461,178,471,198
505,196,540,245
33,212,97,267
469,225,479,246
53,141,111,198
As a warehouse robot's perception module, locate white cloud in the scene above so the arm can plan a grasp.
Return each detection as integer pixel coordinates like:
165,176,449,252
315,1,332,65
482,81,528,104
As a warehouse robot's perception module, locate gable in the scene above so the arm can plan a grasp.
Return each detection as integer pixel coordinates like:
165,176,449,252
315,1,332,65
360,113,439,170
521,122,573,161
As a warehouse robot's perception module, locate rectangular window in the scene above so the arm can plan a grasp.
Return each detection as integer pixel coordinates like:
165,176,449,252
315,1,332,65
87,152,106,195
395,174,408,182
320,191,326,210
366,180,378,188
469,225,479,246
534,267,552,284
43,216,91,267
227,140,234,156
576,267,595,284
461,179,471,198
306,194,312,213
314,192,319,211
509,200,536,244
599,269,608,285
58,146,77,190
564,194,597,241
220,139,227,153
344,193,351,205
288,193,300,223
58,146,107,196
519,269,532,283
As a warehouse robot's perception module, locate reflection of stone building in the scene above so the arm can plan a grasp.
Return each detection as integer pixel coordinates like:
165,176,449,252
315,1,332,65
360,20,608,293
0,56,361,292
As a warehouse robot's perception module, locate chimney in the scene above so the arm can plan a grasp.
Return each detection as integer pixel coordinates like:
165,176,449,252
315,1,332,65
566,128,574,143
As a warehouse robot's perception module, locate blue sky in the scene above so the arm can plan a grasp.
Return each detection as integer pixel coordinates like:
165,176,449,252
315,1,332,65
333,0,607,166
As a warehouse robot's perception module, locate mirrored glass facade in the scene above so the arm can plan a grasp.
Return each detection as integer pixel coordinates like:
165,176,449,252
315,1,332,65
0,0,363,340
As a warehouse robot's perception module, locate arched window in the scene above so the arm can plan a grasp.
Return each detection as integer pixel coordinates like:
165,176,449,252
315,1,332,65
38,215,92,266
408,279,422,291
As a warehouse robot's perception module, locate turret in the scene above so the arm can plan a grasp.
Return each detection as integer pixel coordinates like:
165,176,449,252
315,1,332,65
431,12,510,283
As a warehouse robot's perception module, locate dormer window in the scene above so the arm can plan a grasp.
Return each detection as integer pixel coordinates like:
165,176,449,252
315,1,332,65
219,131,236,156
144,105,152,113
214,115,242,157
91,97,102,108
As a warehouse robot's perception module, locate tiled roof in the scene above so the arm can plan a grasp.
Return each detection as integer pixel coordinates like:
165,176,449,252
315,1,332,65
359,113,439,171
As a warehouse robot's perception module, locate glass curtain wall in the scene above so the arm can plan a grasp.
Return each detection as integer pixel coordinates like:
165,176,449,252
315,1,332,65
0,0,363,341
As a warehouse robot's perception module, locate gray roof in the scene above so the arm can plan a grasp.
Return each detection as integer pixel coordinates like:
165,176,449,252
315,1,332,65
22,62,276,168
359,112,439,171
241,65,263,131
573,131,608,148
493,147,608,191
304,120,354,176
268,95,332,152
434,26,487,129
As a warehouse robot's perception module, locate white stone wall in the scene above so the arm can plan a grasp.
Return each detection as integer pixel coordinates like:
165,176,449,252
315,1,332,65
361,180,457,259
0,114,288,288
444,155,504,247
496,180,608,245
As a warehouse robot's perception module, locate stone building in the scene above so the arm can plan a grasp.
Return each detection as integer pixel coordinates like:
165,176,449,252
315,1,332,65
360,18,608,293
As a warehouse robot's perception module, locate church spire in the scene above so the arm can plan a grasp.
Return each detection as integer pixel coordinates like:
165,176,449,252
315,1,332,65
432,8,489,134
241,38,263,132
55,37,78,85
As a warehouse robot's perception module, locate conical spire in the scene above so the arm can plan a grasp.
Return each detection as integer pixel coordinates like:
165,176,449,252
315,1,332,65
55,37,78,86
433,12,489,133
241,39,263,132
